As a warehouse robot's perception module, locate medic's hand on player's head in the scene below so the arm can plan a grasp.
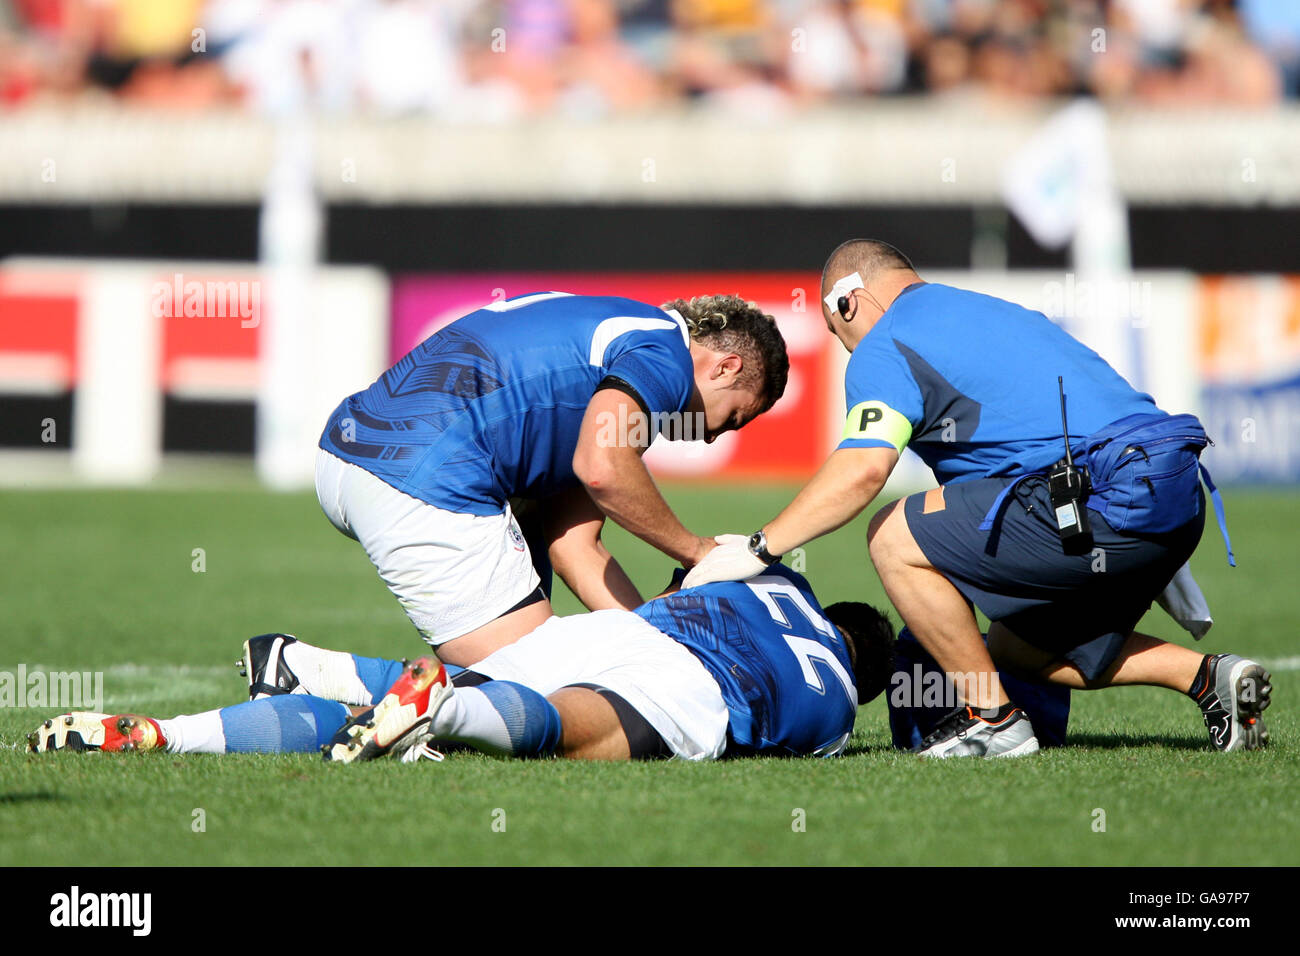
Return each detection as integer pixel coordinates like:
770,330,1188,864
681,534,768,589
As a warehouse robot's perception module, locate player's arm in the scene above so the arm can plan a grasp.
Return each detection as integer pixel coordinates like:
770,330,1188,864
762,445,899,556
544,483,643,612
572,387,713,568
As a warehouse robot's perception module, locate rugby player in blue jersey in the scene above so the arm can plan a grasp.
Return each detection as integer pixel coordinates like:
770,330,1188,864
29,565,897,763
305,291,788,673
685,240,1271,758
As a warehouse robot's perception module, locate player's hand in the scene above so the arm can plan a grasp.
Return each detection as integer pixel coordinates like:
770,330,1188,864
681,535,767,589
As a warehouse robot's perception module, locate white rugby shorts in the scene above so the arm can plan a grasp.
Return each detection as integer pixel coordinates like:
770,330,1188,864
314,449,541,645
471,608,730,761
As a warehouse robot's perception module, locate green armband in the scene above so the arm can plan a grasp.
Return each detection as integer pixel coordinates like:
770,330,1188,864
842,401,913,452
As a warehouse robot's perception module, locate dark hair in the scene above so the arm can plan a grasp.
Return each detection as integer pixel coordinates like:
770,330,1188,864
662,294,789,413
824,601,896,705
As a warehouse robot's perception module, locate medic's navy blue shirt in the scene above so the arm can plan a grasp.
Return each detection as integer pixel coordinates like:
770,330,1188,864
837,283,1162,484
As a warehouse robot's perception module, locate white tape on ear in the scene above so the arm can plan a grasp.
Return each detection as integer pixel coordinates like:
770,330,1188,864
823,272,865,315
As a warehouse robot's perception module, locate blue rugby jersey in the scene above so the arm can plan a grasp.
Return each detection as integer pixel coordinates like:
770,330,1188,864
838,283,1162,484
637,564,858,757
320,292,696,515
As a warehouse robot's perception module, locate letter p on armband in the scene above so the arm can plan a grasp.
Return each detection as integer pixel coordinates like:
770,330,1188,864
842,401,912,451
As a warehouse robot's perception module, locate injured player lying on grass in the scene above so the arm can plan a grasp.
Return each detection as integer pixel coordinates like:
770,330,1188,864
29,564,898,763
30,562,1271,760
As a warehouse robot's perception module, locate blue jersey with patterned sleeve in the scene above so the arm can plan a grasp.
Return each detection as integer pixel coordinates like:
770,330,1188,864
837,282,1163,484
635,564,858,757
319,292,696,516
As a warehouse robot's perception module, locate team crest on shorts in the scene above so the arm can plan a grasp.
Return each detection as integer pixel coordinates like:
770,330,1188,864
508,519,526,552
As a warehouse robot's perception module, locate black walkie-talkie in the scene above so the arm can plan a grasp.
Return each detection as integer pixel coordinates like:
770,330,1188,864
1047,376,1092,554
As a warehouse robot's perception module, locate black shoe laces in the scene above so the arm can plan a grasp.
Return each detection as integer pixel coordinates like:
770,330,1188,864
919,706,975,748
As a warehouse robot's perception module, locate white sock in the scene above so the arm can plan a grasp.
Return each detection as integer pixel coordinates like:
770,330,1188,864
429,688,513,755
157,711,226,754
280,641,372,705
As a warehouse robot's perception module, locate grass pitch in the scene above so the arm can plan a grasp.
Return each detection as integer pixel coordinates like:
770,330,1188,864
1,480,1296,866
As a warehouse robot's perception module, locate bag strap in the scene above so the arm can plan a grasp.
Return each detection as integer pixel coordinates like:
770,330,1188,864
978,475,1033,533
1199,463,1236,567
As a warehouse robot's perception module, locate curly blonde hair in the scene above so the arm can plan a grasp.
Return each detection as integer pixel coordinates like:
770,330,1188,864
661,294,789,412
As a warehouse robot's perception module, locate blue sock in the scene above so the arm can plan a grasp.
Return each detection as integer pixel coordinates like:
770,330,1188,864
352,655,465,702
218,695,351,753
352,655,408,703
453,681,562,757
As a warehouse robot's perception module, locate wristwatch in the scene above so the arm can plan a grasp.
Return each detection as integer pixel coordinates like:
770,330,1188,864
747,530,781,565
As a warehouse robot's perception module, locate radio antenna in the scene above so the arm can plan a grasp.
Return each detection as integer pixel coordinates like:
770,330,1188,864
1058,376,1074,467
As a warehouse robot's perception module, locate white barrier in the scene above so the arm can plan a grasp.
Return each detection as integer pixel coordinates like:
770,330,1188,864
2,103,1298,205
0,257,388,487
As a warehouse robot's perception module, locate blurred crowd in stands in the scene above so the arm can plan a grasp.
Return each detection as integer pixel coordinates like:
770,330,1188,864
2,0,1297,115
